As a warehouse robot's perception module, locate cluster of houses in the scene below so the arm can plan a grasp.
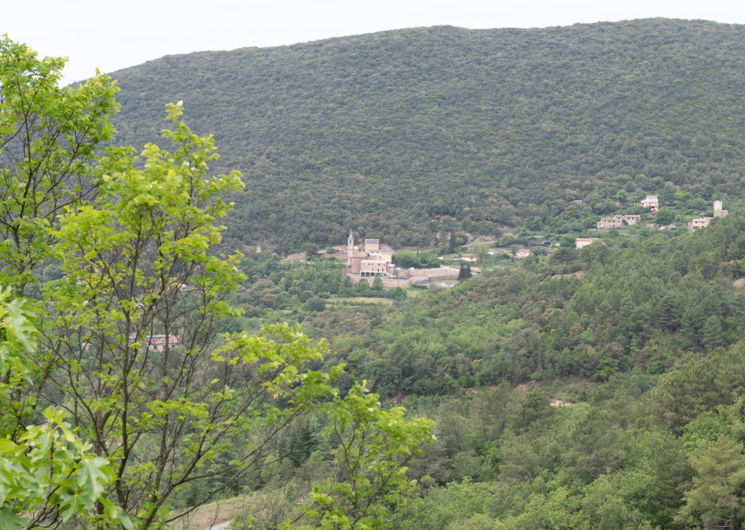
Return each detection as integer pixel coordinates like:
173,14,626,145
345,196,731,274
688,200,728,231
595,195,728,232
346,231,396,277
594,194,658,230
579,198,729,248
641,196,729,231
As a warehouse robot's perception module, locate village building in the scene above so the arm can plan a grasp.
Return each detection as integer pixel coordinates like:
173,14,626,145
515,248,531,258
596,214,641,229
347,231,394,277
641,195,659,212
575,237,603,250
688,217,711,230
346,230,368,274
364,238,380,253
714,200,728,218
597,217,621,229
623,215,640,225
360,259,396,277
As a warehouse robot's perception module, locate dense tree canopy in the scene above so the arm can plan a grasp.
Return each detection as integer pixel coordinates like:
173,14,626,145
109,19,745,252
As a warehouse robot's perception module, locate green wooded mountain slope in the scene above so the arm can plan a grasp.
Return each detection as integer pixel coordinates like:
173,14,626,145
110,19,745,251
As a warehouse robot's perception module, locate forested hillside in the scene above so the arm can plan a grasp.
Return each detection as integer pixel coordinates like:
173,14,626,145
226,210,745,528
109,18,745,251
241,211,743,397
8,27,745,526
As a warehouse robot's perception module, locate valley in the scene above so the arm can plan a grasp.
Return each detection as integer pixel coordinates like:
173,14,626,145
4,19,745,528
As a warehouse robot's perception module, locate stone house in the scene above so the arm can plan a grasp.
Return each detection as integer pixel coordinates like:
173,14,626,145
597,214,641,229
364,238,380,253
688,217,711,230
641,195,659,212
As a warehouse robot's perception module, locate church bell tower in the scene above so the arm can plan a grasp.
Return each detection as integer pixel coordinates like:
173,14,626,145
346,230,354,266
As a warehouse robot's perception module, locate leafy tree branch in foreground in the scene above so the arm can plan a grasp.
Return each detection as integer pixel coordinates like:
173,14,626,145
0,290,132,529
0,39,434,528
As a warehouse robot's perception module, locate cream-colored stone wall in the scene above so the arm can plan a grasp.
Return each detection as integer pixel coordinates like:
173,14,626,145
364,239,380,253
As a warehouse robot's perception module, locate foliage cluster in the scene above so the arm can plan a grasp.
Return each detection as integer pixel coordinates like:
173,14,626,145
391,251,441,269
398,338,745,528
0,291,132,529
0,38,432,529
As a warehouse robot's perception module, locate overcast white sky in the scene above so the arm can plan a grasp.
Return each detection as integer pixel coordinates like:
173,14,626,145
4,0,745,84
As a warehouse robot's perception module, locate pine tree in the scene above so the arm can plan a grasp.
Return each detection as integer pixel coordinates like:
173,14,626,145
678,436,745,529
702,315,724,351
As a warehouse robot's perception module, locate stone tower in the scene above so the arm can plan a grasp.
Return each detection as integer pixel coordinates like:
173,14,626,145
347,230,354,266
713,200,729,218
